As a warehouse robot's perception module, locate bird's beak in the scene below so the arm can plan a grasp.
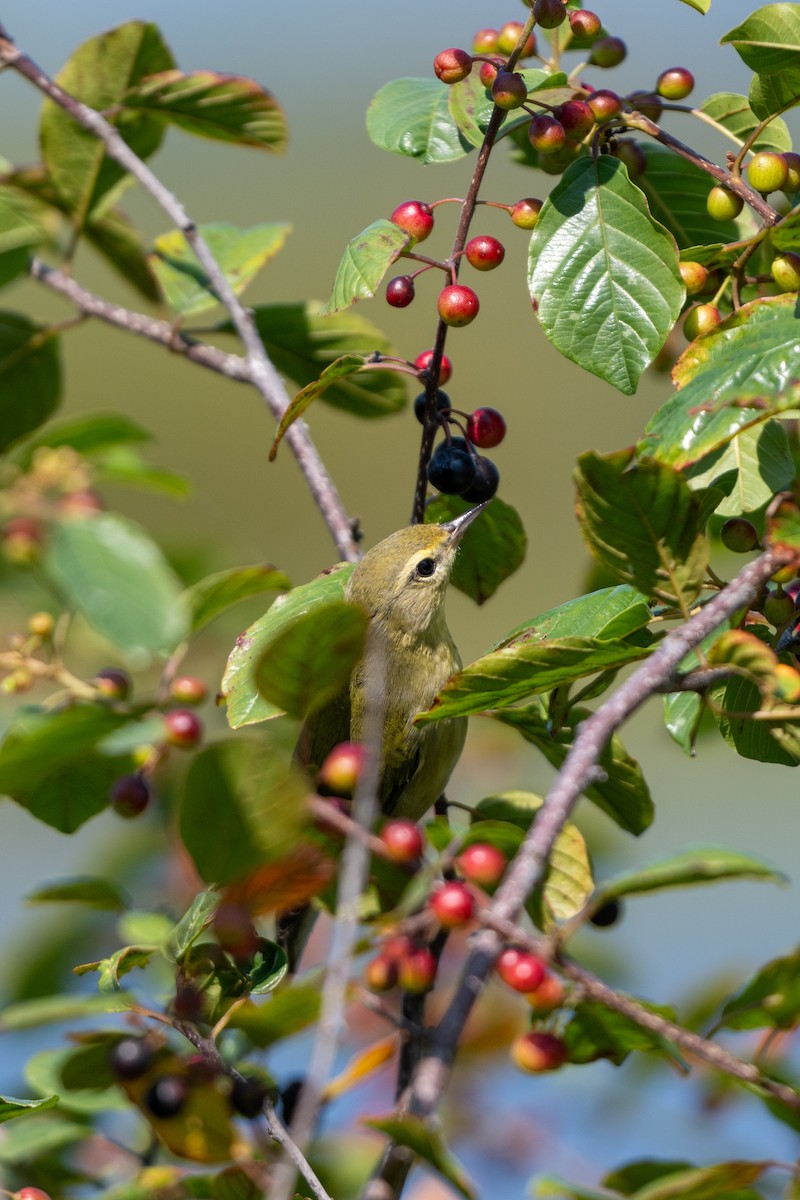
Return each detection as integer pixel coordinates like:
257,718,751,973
442,499,492,546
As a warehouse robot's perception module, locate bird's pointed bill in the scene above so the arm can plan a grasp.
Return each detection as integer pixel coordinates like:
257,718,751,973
443,499,492,545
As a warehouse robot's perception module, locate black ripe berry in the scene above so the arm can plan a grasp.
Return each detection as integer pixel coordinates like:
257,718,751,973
427,443,477,495
590,898,623,927
145,1074,190,1118
280,1078,305,1126
231,1075,269,1118
109,1037,152,1080
110,772,151,819
467,407,506,448
414,390,451,425
386,276,415,308
460,456,500,502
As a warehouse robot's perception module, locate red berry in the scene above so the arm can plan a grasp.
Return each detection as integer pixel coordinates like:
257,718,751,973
437,284,480,327
587,89,622,123
528,114,566,153
525,972,566,1014
465,235,505,271
414,349,453,384
163,708,203,749
533,0,567,29
472,28,499,54
317,741,368,797
169,674,208,705
569,9,602,41
466,407,506,448
390,200,434,244
434,48,473,84
496,946,546,993
557,99,595,138
2,516,44,565
510,198,543,229
656,66,694,101
365,953,399,993
457,841,507,887
589,35,627,68
16,1190,53,1200
511,1030,567,1073
491,71,528,110
380,818,424,864
430,881,476,928
110,772,152,818
386,275,416,308
479,58,504,88
398,945,438,993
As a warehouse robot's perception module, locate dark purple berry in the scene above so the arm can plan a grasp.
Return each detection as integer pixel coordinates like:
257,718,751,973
590,898,622,927
414,390,451,425
386,276,415,308
460,456,500,502
109,1038,152,1080
145,1074,189,1118
427,444,477,495
110,773,151,819
95,668,131,700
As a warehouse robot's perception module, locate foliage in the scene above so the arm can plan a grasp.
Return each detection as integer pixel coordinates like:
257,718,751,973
1,5,800,1200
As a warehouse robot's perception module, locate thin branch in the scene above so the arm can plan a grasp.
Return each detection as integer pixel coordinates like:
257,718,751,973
0,27,360,563
364,546,797,1198
480,911,800,1110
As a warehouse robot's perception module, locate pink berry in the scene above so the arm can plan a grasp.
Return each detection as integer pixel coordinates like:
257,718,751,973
380,818,424,864
163,708,203,749
429,881,476,928
511,1030,567,1073
457,841,507,886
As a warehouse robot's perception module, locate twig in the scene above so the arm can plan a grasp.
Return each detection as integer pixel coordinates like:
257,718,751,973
480,910,800,1110
0,27,360,563
270,633,388,1200
364,546,796,1198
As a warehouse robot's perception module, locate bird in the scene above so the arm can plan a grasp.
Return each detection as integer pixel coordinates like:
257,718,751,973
281,500,490,962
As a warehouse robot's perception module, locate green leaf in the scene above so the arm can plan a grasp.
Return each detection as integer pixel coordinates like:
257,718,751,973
0,1094,59,1124
721,5,800,75
492,707,654,835
447,72,499,148
678,0,710,11
684,420,795,516
564,999,684,1068
365,1114,475,1200
183,564,290,635
0,312,62,449
179,741,310,885
495,585,652,649
0,1113,89,1161
595,847,783,905
424,495,527,604
212,1166,265,1200
767,492,800,556
25,1046,129,1113
229,978,322,1046
92,444,192,496
536,1177,618,1200
366,78,473,162
771,210,800,254
699,93,790,152
321,219,411,315
117,910,174,947
604,1161,695,1195
575,448,708,607
529,156,684,395
637,143,753,249
76,944,155,993
123,69,287,152
238,303,407,417
170,888,219,960
632,1162,769,1200
44,513,190,660
712,673,799,766
418,637,651,724
647,296,800,470
13,411,150,465
26,876,129,911
0,991,133,1031
750,68,800,120
472,792,593,927
248,939,288,995
85,207,161,301
720,949,800,1029
663,691,704,755
221,563,354,729
254,600,367,719
269,355,368,458
149,222,291,317
40,21,174,223
0,189,46,286
0,705,132,832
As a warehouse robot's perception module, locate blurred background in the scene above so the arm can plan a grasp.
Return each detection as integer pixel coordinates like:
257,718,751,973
1,1,799,1196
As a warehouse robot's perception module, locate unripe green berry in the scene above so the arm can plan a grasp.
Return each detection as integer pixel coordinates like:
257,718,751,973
528,113,566,153
510,198,543,229
587,89,622,123
491,71,528,110
771,252,800,291
720,517,759,553
589,35,626,68
706,185,743,222
764,586,795,628
656,67,694,101
747,151,789,195
683,304,721,340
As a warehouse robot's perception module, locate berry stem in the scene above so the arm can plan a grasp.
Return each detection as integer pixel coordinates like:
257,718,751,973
411,14,535,524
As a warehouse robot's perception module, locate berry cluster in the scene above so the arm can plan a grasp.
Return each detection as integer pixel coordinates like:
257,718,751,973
424,403,506,502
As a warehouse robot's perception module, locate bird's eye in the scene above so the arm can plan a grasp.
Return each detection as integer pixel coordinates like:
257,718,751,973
416,557,436,577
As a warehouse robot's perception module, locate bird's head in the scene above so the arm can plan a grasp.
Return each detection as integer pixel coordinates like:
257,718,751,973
346,502,489,637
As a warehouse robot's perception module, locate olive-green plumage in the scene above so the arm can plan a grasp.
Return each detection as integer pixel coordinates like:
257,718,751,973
296,503,488,819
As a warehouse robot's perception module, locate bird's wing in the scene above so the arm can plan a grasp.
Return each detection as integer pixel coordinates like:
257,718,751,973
294,685,351,774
